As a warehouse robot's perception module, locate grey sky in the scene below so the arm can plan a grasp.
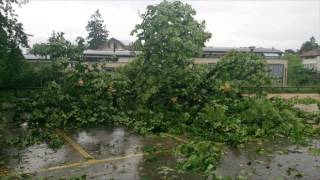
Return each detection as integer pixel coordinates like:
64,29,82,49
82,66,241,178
15,0,320,50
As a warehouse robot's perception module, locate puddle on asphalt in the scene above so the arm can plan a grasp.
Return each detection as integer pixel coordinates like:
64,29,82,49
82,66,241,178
32,127,201,179
0,118,84,174
1,126,320,180
7,143,83,173
216,139,320,179
68,127,181,159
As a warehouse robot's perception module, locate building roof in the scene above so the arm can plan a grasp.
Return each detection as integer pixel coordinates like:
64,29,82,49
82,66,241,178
107,37,128,47
23,54,47,60
300,49,320,57
202,47,283,54
84,50,140,57
85,46,282,57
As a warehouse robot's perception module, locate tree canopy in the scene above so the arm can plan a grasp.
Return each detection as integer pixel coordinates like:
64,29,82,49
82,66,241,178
86,10,109,49
131,0,211,66
30,31,86,61
299,36,319,54
0,0,30,87
285,53,319,85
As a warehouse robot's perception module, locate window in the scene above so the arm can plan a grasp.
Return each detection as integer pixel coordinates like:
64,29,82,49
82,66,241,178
263,53,280,59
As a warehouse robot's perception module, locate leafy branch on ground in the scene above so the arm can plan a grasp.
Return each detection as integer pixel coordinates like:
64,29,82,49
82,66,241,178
1,0,319,177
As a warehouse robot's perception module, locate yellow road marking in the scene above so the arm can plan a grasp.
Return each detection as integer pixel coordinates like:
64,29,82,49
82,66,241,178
3,131,189,177
20,151,166,175
55,129,94,160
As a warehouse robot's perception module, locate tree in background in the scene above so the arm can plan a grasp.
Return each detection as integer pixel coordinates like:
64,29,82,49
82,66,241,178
123,1,211,132
30,31,86,61
0,0,33,160
131,1,211,65
285,53,319,85
299,36,319,54
284,49,296,54
86,10,109,49
0,0,32,87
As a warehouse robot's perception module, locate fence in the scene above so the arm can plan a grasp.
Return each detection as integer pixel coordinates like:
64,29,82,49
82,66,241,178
242,86,320,94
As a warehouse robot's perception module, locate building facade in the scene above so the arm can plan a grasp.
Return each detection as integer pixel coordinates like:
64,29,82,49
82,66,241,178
300,49,320,71
83,44,287,86
23,38,288,86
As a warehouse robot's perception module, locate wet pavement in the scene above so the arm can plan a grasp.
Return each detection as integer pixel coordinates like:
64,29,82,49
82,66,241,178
1,127,202,179
8,143,84,173
216,139,320,179
68,127,180,159
1,127,320,179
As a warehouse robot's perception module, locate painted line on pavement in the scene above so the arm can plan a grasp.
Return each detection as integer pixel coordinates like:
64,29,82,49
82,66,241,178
55,129,94,160
20,151,167,175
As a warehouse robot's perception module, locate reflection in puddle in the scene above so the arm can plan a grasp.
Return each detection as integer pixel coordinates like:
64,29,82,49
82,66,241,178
72,127,142,158
4,127,319,179
76,131,99,145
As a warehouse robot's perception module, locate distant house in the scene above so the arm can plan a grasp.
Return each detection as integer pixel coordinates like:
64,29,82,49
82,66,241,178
96,37,130,52
300,49,320,71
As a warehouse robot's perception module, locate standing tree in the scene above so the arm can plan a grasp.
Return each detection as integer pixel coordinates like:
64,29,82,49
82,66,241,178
131,1,211,65
86,10,109,49
124,0,211,132
299,36,319,54
30,31,86,61
285,54,319,85
0,0,30,87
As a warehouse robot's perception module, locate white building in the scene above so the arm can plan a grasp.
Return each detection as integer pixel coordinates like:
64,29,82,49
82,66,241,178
300,49,320,71
83,39,288,86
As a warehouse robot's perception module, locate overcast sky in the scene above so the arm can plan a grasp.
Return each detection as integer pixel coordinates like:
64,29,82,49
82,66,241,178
15,0,320,50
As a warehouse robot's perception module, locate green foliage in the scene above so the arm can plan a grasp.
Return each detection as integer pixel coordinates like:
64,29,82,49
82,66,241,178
86,10,108,49
176,141,222,176
120,0,212,134
0,47,36,87
15,63,130,129
186,96,317,146
285,53,319,85
8,129,64,150
211,51,271,89
5,1,320,177
30,31,86,61
0,0,34,87
0,0,28,49
33,57,70,84
308,147,320,156
131,0,211,65
299,36,319,54
199,51,271,100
